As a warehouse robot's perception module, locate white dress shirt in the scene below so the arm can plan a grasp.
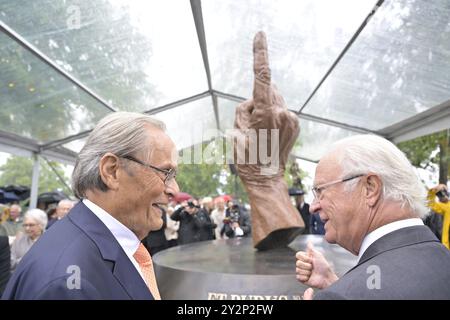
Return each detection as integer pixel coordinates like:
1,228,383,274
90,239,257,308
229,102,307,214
357,218,424,262
211,208,227,239
83,199,146,283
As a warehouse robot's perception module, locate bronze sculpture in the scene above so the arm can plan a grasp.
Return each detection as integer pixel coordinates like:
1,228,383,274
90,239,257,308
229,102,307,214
232,31,304,250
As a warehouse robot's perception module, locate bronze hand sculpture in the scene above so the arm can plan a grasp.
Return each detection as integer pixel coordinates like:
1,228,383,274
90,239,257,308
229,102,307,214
232,31,304,250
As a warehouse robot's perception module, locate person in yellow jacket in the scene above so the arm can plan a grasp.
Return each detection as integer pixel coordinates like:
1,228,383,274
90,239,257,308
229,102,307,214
427,184,450,249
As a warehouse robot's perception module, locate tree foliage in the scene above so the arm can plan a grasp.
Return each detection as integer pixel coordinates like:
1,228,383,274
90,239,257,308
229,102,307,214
0,155,71,195
175,162,224,199
0,0,157,143
221,172,249,204
175,136,307,203
398,129,449,184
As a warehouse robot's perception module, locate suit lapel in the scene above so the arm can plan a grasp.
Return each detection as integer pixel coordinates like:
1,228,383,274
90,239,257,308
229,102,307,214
68,202,153,300
112,253,153,300
346,226,439,275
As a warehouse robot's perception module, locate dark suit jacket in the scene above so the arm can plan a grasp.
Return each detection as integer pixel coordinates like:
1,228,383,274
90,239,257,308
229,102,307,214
0,236,10,296
2,202,153,300
315,226,450,299
45,218,58,230
171,207,215,244
297,203,310,233
142,210,168,256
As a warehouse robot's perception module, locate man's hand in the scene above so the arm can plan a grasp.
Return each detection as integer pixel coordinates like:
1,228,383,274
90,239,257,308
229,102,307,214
296,242,338,289
431,184,448,196
302,288,314,300
231,222,240,229
231,31,304,250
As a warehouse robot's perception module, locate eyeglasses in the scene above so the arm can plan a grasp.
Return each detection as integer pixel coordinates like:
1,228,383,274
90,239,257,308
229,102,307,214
312,174,365,200
121,155,176,185
23,223,38,228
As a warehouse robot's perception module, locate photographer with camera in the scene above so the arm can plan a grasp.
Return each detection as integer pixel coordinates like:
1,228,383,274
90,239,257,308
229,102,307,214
221,202,251,239
170,199,216,245
428,184,450,249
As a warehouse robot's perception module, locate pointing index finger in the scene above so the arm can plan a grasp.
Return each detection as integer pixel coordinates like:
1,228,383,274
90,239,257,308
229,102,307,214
253,31,271,109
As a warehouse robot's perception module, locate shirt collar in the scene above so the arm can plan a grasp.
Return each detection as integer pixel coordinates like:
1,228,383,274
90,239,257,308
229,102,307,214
82,199,140,258
358,218,424,262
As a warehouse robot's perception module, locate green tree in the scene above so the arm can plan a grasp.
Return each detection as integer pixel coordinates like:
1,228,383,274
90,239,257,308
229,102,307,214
0,0,157,143
398,129,449,184
222,170,249,204
176,139,250,202
175,162,223,199
0,155,71,195
285,158,309,190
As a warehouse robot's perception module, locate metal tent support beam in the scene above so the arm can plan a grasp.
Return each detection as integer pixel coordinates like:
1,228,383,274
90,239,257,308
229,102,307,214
40,147,77,166
298,114,375,135
0,130,38,158
297,0,384,114
42,157,72,192
40,130,92,152
0,130,78,164
29,154,40,209
0,130,39,152
42,91,212,152
190,0,221,131
377,99,450,143
213,90,375,135
213,90,246,103
144,91,211,115
0,20,117,113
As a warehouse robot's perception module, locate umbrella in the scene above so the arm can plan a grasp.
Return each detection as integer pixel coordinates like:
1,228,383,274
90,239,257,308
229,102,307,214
172,192,192,203
288,187,304,196
37,191,69,205
0,189,20,204
1,185,30,201
214,194,233,203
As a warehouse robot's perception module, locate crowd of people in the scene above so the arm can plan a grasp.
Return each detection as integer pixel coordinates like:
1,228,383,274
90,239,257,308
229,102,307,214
0,199,75,294
141,197,252,256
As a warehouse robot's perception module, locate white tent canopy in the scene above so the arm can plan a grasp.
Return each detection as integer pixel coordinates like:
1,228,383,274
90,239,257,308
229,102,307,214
1,0,450,206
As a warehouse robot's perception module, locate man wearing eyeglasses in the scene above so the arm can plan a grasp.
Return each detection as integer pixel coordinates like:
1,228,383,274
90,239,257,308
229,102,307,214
3,112,179,300
295,134,450,299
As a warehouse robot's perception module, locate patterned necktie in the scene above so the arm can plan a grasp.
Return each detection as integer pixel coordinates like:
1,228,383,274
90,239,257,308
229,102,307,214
133,243,161,300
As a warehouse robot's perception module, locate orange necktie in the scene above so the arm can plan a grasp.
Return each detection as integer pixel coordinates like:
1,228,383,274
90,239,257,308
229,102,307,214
133,243,161,300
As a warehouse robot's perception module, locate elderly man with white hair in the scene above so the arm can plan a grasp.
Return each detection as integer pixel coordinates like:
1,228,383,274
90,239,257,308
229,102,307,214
296,134,450,300
3,112,179,300
46,199,74,230
10,209,47,271
2,204,23,237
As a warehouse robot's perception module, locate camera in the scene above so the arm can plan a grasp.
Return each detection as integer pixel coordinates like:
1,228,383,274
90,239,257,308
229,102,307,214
436,189,449,199
224,204,240,224
187,200,200,209
230,203,240,213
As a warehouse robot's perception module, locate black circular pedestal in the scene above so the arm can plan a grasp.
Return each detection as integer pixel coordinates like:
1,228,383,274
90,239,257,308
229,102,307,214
153,235,357,300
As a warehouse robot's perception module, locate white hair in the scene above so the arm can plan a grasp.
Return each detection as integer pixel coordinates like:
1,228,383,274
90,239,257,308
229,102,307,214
10,204,22,212
72,112,166,199
57,199,73,208
24,209,48,230
328,134,428,218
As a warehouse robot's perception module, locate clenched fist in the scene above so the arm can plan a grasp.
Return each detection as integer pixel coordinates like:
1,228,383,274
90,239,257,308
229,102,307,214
296,242,338,289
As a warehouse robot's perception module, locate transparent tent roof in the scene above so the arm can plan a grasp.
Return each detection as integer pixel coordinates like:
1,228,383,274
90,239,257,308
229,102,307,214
1,0,450,165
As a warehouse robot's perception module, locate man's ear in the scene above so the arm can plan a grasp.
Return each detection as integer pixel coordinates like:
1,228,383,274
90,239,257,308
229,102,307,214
98,153,121,191
365,174,382,207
